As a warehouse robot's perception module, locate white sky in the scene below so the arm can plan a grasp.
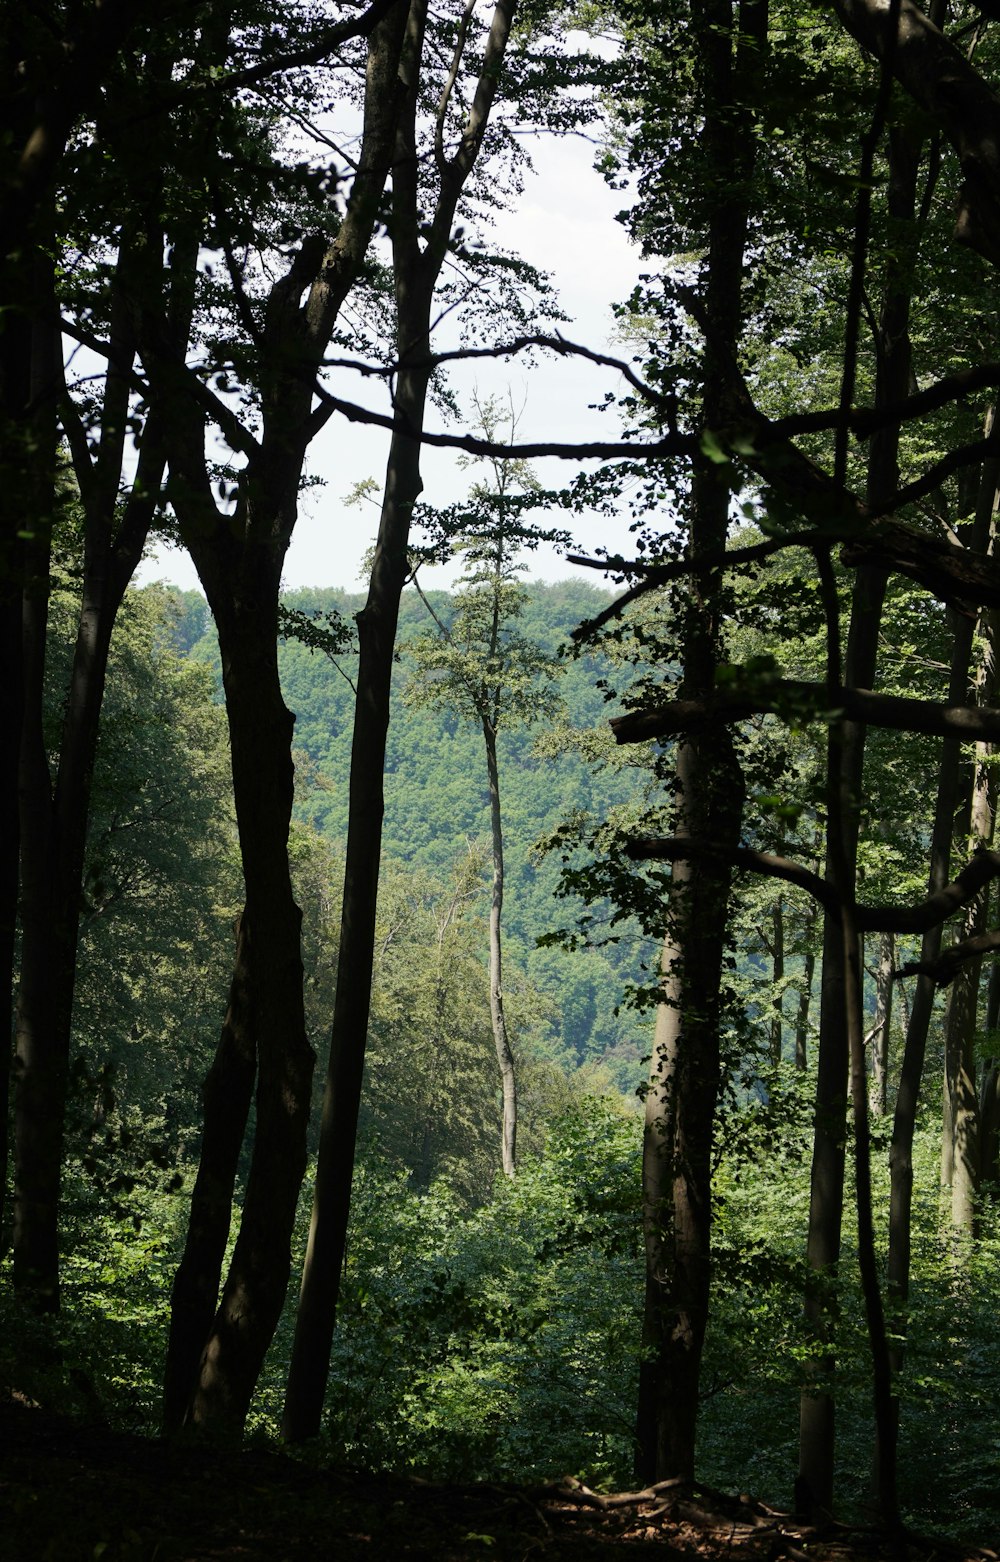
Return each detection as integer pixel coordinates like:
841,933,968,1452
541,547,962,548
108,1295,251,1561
140,129,642,597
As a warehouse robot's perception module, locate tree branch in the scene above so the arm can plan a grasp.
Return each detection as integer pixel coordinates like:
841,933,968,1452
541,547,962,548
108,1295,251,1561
610,680,1000,745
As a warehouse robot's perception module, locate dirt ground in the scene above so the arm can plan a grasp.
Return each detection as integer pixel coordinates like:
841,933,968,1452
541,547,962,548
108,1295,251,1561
2,1394,996,1562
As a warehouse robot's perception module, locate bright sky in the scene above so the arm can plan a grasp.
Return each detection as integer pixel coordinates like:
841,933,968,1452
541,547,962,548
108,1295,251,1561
140,128,641,597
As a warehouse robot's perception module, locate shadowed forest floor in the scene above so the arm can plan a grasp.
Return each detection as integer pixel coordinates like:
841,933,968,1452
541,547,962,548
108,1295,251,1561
2,1397,997,1562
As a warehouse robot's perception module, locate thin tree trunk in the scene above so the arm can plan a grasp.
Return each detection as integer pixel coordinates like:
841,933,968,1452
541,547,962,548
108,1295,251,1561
12,221,178,1307
797,560,887,1519
941,615,997,1232
282,374,425,1443
771,895,785,1068
870,930,894,1116
885,598,975,1433
14,513,59,1307
798,67,925,1513
484,716,516,1176
977,961,1000,1196
794,898,818,1073
635,730,745,1484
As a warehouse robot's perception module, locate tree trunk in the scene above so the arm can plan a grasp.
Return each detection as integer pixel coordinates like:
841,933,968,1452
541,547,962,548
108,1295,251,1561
162,915,256,1431
12,225,177,1307
153,4,408,1432
941,622,997,1232
979,963,1000,1194
282,380,424,1443
634,0,762,1485
11,254,62,1308
794,894,818,1072
282,0,518,1444
770,895,785,1068
635,731,745,1484
798,76,926,1515
870,930,894,1116
484,716,516,1176
181,584,315,1430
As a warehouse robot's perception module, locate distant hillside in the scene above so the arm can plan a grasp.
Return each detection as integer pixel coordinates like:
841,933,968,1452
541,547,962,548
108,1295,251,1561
176,578,656,1088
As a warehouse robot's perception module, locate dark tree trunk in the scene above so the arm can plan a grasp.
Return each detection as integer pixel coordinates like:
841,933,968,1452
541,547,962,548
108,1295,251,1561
153,5,408,1431
11,254,62,1308
797,77,926,1516
282,396,421,1442
181,581,315,1429
794,896,818,1072
12,223,178,1308
162,915,256,1431
282,0,518,1444
635,731,745,1484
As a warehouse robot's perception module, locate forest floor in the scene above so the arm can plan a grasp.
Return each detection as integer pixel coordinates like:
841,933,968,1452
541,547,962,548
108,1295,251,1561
1,1394,996,1562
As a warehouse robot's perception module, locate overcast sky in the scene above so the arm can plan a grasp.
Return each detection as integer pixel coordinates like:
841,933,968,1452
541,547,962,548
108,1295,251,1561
140,126,642,597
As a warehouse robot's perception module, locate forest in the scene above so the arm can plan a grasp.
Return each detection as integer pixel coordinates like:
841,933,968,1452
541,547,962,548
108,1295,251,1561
5,0,1000,1558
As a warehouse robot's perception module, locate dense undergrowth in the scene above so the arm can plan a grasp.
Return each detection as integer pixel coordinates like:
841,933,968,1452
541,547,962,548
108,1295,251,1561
4,1084,999,1543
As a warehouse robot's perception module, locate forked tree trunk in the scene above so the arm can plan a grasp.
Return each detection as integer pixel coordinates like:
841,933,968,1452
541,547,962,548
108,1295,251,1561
162,915,256,1430
180,586,315,1429
153,6,408,1431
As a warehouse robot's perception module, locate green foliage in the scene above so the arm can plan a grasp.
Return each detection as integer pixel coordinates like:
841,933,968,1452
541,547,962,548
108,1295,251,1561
290,1102,644,1483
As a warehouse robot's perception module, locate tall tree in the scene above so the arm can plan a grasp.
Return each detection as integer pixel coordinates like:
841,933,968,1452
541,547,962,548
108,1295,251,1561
147,1,411,1431
406,395,566,1177
282,0,576,1441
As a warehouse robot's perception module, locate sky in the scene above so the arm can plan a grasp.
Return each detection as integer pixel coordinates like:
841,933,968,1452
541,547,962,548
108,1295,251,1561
138,126,643,598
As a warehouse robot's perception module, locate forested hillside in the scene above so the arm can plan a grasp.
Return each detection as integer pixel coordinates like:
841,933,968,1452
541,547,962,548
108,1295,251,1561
171,576,652,1085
